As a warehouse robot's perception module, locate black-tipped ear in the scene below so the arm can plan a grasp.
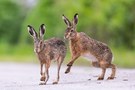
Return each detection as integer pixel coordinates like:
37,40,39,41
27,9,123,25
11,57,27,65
73,13,78,25
27,25,38,38
62,14,71,27
39,24,46,39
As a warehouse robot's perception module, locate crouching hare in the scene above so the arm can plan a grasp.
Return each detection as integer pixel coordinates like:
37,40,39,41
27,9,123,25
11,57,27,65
28,24,67,85
62,13,116,80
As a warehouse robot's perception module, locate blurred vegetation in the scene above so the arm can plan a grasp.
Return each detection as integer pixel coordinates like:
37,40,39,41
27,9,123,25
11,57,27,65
0,0,135,68
0,0,24,44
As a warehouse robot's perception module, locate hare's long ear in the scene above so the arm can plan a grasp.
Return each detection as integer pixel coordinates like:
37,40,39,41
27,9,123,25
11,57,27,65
73,13,78,25
39,24,46,39
62,14,71,27
28,25,38,38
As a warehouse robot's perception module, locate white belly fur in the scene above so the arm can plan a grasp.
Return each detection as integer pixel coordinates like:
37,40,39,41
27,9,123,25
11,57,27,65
82,53,98,62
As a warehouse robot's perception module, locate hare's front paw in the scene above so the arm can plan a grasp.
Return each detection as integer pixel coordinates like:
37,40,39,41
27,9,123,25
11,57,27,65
65,67,70,74
40,76,46,81
107,77,115,80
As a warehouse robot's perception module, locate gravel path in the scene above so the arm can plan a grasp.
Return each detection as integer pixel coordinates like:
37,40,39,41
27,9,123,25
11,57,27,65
0,62,135,90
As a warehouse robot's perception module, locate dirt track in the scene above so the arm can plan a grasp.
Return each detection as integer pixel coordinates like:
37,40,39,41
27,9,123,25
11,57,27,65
0,62,135,90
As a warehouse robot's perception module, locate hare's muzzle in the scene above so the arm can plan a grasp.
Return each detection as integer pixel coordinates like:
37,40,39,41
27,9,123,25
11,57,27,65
34,48,37,53
34,48,40,53
64,36,67,40
64,33,70,40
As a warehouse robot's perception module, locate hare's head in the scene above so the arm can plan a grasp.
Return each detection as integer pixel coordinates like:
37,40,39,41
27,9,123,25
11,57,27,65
62,13,78,40
28,24,45,53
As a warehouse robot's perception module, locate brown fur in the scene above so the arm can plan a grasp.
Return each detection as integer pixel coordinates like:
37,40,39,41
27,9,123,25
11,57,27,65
62,13,116,80
28,24,67,85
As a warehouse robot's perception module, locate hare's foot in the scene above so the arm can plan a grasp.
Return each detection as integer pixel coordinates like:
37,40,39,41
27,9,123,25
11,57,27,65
52,81,58,84
108,64,116,80
97,77,104,80
65,67,71,74
39,82,46,85
40,76,46,81
107,77,115,80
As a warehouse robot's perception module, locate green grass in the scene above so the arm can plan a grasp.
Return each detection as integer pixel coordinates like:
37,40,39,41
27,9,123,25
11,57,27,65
0,43,135,68
112,48,135,68
0,43,37,63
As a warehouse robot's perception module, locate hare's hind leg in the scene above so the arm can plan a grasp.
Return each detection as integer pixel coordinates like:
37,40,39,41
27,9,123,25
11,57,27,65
98,68,106,80
65,55,80,74
107,64,116,80
92,61,107,80
53,56,64,84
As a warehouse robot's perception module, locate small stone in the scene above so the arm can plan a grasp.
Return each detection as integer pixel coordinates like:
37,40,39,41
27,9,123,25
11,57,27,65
97,82,101,84
123,79,128,81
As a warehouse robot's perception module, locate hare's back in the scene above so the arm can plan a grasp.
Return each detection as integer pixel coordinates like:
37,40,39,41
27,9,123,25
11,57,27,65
79,32,111,54
47,38,65,47
46,38,66,53
79,32,113,62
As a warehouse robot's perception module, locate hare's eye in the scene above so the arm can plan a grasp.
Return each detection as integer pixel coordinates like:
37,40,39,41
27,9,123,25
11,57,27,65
71,30,74,32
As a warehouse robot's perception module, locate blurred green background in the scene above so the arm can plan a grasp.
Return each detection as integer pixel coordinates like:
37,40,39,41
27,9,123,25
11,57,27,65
0,0,135,68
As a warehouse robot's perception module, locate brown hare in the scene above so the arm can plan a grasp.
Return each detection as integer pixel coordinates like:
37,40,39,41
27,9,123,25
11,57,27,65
28,24,67,85
62,13,116,80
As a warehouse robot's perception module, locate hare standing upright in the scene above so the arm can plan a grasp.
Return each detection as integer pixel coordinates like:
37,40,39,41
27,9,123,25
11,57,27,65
28,24,67,85
62,13,116,80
